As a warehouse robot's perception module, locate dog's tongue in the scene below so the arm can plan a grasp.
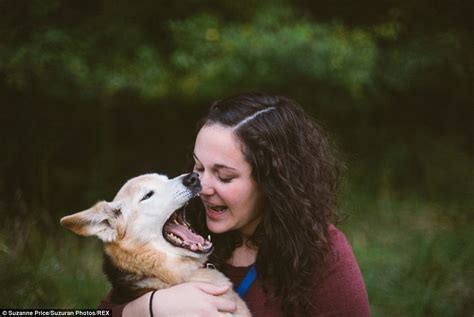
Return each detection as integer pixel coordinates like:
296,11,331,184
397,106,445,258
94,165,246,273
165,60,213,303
165,223,205,245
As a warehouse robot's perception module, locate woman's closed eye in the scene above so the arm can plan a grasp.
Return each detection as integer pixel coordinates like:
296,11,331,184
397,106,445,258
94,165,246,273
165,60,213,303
194,161,236,183
217,174,235,183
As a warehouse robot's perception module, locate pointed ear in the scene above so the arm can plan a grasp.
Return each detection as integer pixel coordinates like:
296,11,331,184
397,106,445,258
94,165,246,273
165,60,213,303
60,201,123,242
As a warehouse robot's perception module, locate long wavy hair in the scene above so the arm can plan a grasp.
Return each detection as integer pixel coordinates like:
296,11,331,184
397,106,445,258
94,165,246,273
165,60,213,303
189,92,342,316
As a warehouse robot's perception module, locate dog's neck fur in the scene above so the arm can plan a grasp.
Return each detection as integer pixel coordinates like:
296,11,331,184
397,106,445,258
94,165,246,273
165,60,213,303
103,240,206,303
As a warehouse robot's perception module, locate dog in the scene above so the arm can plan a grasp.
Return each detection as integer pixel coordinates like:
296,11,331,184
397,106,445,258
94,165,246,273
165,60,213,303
60,172,251,316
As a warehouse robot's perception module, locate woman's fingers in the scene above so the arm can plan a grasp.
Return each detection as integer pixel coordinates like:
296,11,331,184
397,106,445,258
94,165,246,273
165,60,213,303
146,282,238,317
214,296,237,313
195,282,230,295
194,282,236,313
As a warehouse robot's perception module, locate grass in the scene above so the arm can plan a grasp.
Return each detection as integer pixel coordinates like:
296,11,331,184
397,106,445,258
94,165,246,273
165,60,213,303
0,219,108,308
1,188,472,316
340,189,474,316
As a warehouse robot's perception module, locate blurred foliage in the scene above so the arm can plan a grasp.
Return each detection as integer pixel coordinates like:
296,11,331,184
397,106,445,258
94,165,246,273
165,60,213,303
168,9,377,97
2,1,379,100
2,0,471,102
0,0,472,315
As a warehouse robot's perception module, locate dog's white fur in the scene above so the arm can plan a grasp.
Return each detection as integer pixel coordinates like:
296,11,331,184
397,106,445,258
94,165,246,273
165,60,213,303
61,173,251,316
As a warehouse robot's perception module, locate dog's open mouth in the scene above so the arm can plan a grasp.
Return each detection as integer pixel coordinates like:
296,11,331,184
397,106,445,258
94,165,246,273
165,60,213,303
163,208,213,254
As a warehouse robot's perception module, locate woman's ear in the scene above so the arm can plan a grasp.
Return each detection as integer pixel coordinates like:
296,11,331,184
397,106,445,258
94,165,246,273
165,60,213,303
60,201,122,242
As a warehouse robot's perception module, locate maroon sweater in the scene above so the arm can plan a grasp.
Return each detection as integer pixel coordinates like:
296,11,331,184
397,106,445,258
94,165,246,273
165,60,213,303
98,225,370,316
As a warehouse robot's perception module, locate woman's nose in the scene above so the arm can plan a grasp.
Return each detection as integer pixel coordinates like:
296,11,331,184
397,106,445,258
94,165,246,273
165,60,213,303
198,173,215,196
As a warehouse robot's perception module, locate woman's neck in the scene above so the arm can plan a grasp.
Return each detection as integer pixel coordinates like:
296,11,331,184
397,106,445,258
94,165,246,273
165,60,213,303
227,238,258,267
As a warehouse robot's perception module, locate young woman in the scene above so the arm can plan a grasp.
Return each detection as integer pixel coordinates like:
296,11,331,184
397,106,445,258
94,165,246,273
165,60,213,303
99,92,370,316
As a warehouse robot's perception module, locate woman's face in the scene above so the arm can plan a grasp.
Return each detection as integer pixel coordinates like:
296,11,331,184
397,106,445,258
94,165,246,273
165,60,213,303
193,123,262,236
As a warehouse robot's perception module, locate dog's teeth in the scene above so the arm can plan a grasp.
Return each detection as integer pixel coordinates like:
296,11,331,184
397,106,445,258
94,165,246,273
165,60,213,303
167,232,184,244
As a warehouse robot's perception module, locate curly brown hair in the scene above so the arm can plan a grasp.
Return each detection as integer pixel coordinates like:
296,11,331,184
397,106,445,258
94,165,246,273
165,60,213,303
189,92,342,316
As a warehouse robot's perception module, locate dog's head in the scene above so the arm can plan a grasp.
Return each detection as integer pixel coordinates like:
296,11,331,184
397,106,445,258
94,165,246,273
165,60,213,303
60,173,213,258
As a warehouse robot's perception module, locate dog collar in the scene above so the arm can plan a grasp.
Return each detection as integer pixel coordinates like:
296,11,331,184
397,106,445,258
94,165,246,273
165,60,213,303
205,262,216,269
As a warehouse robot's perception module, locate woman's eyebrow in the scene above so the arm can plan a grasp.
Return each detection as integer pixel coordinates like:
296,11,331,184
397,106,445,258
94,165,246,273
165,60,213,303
193,153,237,171
214,163,237,171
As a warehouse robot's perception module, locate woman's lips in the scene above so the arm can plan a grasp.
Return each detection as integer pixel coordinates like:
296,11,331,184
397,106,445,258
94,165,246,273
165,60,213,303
201,199,228,219
205,204,229,220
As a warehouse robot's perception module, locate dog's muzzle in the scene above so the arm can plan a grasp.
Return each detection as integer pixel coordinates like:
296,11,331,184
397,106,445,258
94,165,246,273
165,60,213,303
182,172,201,194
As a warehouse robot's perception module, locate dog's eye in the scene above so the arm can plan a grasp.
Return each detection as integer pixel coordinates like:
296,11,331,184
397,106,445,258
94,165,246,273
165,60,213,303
140,190,155,202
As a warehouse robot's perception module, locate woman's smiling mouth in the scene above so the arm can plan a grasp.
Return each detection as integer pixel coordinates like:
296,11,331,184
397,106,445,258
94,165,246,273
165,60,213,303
207,204,227,212
204,202,229,219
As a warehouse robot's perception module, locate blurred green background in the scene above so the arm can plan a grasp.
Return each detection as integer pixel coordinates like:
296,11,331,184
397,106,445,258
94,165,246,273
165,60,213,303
0,0,472,315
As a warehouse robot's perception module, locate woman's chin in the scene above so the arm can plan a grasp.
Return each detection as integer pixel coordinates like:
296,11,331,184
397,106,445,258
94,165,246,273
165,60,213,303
206,218,232,234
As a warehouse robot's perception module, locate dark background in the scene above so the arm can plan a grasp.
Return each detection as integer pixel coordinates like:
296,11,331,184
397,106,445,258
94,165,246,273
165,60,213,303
0,0,472,315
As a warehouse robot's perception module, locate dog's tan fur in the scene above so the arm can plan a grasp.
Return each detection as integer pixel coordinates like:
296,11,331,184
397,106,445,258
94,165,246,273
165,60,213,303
61,173,251,316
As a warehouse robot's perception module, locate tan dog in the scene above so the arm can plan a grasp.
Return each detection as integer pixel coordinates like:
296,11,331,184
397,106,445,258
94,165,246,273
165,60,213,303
61,173,251,316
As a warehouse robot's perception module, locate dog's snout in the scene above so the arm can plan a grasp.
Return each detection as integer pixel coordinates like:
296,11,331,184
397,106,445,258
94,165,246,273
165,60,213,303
183,172,201,190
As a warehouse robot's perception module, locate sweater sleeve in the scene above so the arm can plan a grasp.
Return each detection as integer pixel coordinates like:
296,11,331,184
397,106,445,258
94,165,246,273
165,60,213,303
309,226,370,317
97,290,127,317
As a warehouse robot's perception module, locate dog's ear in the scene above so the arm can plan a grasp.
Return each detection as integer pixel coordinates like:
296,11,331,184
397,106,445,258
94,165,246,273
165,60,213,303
60,201,123,242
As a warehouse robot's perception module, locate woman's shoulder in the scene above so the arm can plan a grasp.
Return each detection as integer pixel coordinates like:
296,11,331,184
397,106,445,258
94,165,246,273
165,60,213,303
327,224,353,257
323,224,361,274
310,224,370,316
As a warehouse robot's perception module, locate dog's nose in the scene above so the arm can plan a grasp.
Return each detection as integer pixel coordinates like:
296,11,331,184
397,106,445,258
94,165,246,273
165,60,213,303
183,172,201,189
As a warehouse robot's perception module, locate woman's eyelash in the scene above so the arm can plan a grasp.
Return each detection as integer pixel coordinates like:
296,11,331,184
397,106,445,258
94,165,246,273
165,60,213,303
218,176,233,183
194,165,234,183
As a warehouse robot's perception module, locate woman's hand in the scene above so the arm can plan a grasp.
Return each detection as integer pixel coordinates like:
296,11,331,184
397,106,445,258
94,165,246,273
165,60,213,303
123,282,237,317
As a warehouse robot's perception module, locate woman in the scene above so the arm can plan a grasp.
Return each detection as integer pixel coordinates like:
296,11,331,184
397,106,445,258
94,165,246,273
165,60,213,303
99,92,370,316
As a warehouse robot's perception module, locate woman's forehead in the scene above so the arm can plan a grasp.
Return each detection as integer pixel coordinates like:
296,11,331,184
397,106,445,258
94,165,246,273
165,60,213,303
194,124,250,170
